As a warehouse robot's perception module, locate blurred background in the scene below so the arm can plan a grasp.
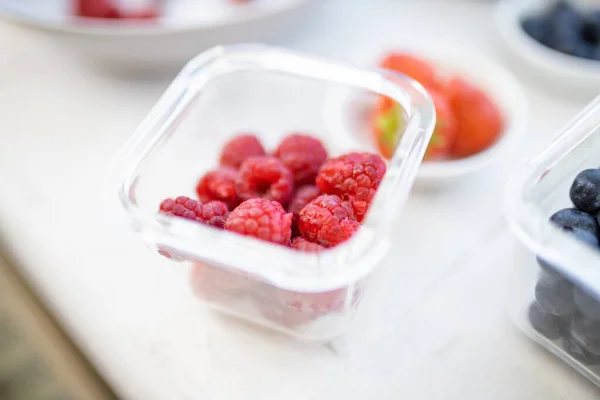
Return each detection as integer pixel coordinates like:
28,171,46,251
2,0,600,399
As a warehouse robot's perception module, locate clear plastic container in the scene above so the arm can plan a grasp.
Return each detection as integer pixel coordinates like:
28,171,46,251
505,96,600,385
110,44,435,342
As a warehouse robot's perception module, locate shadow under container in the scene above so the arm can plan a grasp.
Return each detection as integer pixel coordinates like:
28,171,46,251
111,44,435,342
506,96,600,386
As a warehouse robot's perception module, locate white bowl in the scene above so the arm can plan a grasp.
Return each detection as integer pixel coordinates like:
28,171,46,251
324,49,527,187
495,0,600,96
0,0,317,71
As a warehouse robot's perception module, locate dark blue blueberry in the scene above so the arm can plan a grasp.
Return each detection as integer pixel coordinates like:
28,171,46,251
570,314,600,356
528,301,569,339
563,332,600,365
562,226,599,248
535,270,576,317
574,287,600,320
591,46,600,61
545,1,588,57
570,169,600,213
522,17,550,44
548,1,584,30
550,208,598,237
583,11,600,45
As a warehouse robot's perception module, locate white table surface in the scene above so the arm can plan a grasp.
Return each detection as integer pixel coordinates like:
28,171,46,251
1,0,599,399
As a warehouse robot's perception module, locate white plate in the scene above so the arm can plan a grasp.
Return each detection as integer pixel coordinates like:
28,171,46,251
0,0,317,70
495,0,600,96
324,49,528,188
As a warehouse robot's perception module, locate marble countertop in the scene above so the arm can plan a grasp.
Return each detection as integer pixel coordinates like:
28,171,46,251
0,0,598,399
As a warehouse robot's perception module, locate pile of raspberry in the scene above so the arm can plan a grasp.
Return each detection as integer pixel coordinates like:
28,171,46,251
159,133,386,252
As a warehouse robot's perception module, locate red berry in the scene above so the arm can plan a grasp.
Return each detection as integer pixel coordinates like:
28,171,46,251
316,153,386,222
298,195,359,247
291,237,325,253
287,185,320,236
235,156,294,204
225,198,292,246
159,197,228,228
219,134,266,169
191,262,251,302
274,134,328,185
196,167,239,210
379,52,439,90
74,0,121,18
423,89,458,160
443,77,504,158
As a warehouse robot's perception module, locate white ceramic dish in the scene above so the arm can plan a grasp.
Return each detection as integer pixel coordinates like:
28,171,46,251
0,0,317,70
325,49,527,187
495,0,600,96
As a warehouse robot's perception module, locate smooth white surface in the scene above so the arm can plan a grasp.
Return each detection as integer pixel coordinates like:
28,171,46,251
0,0,317,69
496,0,600,97
0,1,599,399
326,49,528,187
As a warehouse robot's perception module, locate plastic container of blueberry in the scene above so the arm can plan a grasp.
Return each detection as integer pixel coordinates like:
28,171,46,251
109,44,435,342
505,96,600,386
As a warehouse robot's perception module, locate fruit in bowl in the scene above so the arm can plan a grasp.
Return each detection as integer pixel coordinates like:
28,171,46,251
521,0,600,61
528,167,600,364
373,52,505,162
159,132,385,250
157,132,386,327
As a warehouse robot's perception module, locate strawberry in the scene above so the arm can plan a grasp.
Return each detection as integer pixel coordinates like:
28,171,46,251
443,77,504,158
74,0,159,20
74,0,121,18
371,89,456,161
376,53,439,117
371,102,402,159
423,90,457,160
379,52,439,90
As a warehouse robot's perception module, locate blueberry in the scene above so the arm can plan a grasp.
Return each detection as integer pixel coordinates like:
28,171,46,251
590,46,600,61
570,169,600,212
563,333,600,365
535,270,576,317
565,226,600,248
528,301,569,339
548,1,584,30
570,314,600,356
574,287,600,320
550,208,598,237
583,11,600,45
522,17,550,44
545,1,589,57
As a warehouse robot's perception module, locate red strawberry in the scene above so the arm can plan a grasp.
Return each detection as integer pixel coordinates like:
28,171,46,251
423,90,457,160
371,102,402,160
443,77,504,158
372,88,456,161
74,0,121,18
379,52,439,90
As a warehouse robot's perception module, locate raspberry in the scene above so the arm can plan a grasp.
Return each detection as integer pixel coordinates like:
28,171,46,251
235,156,294,204
316,152,386,222
291,237,325,253
298,195,359,247
287,185,320,236
159,196,228,228
191,262,251,302
225,198,292,246
195,167,239,210
219,134,266,169
274,134,328,185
